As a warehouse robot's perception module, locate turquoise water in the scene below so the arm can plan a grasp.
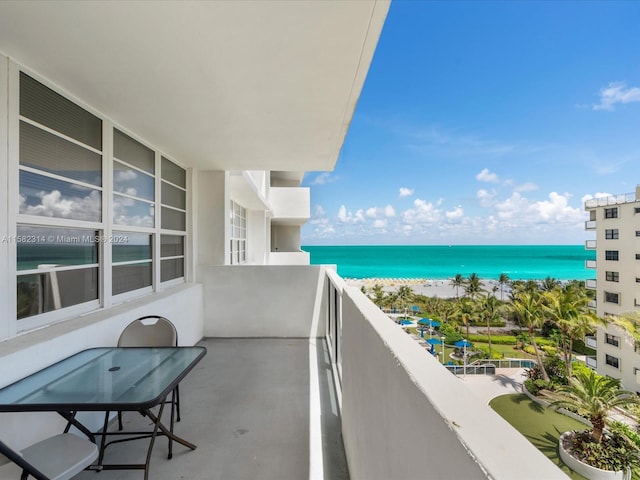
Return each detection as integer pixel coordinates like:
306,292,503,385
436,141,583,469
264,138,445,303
302,245,595,280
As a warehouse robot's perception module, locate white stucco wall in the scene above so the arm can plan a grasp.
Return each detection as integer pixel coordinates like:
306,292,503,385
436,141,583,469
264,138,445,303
340,287,568,480
0,283,204,449
198,265,326,338
196,171,227,267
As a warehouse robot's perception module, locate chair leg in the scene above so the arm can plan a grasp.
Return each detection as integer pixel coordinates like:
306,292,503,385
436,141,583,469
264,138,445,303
118,411,123,431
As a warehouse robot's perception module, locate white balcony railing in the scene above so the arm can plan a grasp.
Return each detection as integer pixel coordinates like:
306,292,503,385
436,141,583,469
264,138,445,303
269,187,310,224
585,279,597,290
585,220,596,230
588,299,597,309
586,356,597,369
585,259,596,269
585,336,597,349
585,193,636,208
585,239,596,250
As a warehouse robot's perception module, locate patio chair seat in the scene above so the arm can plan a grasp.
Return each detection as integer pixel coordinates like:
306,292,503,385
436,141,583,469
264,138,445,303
1,433,98,480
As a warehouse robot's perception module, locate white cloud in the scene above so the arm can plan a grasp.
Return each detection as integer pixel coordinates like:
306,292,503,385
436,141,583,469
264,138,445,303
593,82,640,111
337,205,365,224
115,170,137,182
476,168,499,183
365,207,377,218
19,190,101,221
477,189,498,208
372,219,387,229
384,205,396,217
446,206,464,221
310,173,337,185
314,205,326,216
495,192,583,225
399,187,414,198
401,198,441,225
514,182,538,192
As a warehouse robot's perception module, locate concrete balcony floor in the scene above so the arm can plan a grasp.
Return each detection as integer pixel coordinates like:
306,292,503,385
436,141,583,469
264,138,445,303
75,338,348,480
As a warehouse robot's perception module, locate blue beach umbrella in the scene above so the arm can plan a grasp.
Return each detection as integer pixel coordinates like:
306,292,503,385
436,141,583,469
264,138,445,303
454,339,473,348
425,338,442,346
418,318,440,328
399,319,413,326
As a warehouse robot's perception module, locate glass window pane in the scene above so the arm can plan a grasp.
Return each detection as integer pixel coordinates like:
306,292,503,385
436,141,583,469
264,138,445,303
161,258,184,282
113,129,154,174
17,226,99,271
113,263,152,295
113,195,154,227
112,233,152,263
17,267,99,319
161,207,185,231
19,170,102,222
161,235,184,257
20,73,102,150
113,160,154,200
161,181,186,210
161,157,186,188
20,121,102,186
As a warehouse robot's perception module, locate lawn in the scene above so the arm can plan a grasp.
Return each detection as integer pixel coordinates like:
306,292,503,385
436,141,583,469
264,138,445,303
490,394,588,480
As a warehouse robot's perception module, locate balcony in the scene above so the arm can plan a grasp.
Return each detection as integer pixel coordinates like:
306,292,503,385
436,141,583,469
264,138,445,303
585,279,597,290
268,250,311,265
585,336,597,349
588,299,597,310
0,267,566,480
585,239,596,250
584,193,636,208
585,220,596,230
586,356,597,369
585,259,596,269
269,187,311,226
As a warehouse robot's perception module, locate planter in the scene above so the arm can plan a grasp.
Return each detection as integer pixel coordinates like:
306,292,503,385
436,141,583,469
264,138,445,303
558,432,631,480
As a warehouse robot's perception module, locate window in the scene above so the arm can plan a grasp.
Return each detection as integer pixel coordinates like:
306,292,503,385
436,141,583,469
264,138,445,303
605,229,619,239
605,354,620,369
15,72,188,325
604,292,620,304
635,207,640,214
604,207,618,219
17,73,102,320
160,156,187,282
606,271,619,282
605,250,619,261
636,231,640,237
637,254,640,260
229,200,246,264
605,334,620,347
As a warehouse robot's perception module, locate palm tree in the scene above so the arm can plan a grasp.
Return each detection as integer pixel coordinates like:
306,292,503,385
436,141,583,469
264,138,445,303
542,284,601,378
498,273,510,301
452,298,475,340
450,274,464,299
510,290,549,381
550,370,640,443
480,295,501,358
612,312,640,344
396,285,413,316
370,283,385,309
540,276,560,292
464,273,483,300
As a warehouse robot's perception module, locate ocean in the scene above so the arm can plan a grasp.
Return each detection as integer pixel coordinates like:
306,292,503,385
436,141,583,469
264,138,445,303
302,245,595,281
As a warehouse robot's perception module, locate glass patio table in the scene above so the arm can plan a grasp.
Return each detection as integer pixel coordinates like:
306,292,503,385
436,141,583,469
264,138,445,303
0,346,207,479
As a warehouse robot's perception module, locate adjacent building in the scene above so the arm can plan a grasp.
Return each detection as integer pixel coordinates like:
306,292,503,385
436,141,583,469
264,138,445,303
584,185,640,390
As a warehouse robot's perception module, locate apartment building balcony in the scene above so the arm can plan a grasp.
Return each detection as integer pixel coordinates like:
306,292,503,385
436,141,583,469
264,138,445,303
584,220,596,230
585,240,596,250
0,266,566,480
587,299,597,310
586,356,597,369
268,250,311,265
585,335,597,349
584,192,636,208
269,187,311,225
585,279,597,290
585,259,596,269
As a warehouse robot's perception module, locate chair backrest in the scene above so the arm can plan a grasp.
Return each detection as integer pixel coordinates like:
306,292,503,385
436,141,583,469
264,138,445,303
118,315,178,347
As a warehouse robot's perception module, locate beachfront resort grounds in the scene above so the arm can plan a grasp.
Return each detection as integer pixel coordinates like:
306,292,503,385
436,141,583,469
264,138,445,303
356,274,640,478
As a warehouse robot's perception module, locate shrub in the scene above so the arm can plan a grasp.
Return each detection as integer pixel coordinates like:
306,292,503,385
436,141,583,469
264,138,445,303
568,431,640,472
541,345,557,356
523,345,537,356
524,379,539,395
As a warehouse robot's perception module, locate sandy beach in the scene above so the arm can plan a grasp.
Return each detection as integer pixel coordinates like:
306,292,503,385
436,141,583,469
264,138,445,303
344,277,508,299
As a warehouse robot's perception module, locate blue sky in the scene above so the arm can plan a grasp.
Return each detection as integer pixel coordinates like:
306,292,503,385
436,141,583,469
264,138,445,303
301,1,640,246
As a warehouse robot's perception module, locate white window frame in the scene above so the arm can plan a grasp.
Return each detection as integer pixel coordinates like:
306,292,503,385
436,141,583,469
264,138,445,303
229,200,247,265
7,63,189,335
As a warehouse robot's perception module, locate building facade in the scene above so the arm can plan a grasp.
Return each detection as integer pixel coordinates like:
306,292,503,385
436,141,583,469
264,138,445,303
584,185,640,390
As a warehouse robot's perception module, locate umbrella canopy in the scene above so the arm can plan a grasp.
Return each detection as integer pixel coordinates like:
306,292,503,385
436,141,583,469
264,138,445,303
455,339,473,348
425,338,442,346
418,318,440,327
399,319,413,325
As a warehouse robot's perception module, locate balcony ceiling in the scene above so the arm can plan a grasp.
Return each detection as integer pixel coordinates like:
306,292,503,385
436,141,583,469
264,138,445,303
0,0,388,172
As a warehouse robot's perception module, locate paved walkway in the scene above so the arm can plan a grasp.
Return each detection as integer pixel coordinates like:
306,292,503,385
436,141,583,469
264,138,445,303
459,368,526,403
